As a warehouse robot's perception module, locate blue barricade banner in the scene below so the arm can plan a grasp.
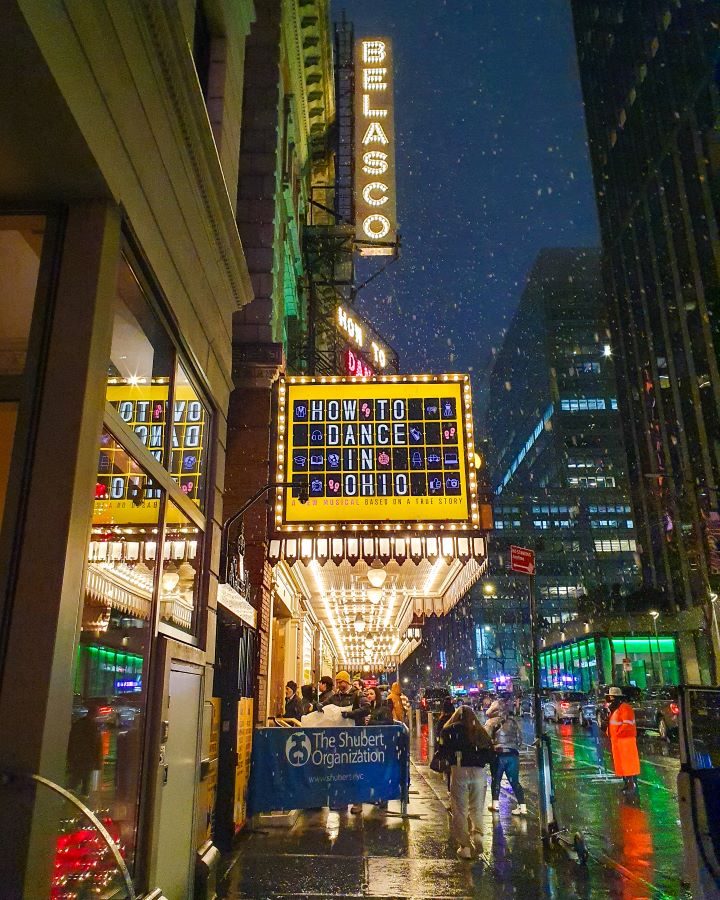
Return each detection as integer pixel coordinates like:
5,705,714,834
246,725,409,815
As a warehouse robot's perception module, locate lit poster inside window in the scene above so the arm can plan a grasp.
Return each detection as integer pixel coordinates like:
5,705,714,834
278,378,477,524
355,38,396,256
99,386,207,522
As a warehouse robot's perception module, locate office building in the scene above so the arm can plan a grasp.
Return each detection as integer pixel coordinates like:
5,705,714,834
484,249,639,669
571,0,720,682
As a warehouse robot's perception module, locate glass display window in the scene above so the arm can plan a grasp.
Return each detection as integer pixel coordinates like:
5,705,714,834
159,500,203,636
106,254,211,512
107,256,174,425
0,214,46,527
59,430,158,887
169,362,210,510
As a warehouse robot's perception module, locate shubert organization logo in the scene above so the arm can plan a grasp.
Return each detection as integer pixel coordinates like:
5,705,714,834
285,732,312,767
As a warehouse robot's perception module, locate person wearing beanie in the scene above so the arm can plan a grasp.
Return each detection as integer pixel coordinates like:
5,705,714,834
284,681,303,720
325,670,369,814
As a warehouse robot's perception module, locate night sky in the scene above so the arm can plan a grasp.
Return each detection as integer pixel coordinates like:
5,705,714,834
333,0,599,413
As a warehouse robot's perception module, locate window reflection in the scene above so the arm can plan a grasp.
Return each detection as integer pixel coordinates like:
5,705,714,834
159,501,202,634
57,431,157,891
0,214,45,377
170,362,209,509
0,215,45,527
106,256,174,466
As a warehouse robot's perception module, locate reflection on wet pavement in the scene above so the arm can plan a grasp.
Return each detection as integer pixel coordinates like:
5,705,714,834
219,720,689,899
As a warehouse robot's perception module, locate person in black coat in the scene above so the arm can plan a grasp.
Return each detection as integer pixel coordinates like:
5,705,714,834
438,706,493,858
300,684,317,715
318,675,335,707
284,681,303,720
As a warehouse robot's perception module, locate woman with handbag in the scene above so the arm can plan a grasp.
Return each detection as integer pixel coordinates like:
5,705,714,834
437,705,494,858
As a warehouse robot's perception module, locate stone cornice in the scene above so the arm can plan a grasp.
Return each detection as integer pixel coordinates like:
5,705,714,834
138,1,253,310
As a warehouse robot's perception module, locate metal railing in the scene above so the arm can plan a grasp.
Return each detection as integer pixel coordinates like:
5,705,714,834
1,770,135,899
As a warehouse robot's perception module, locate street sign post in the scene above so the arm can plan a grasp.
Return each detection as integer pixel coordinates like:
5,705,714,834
510,544,536,575
510,545,555,841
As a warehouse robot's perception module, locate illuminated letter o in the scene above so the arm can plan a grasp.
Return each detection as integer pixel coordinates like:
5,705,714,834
362,214,390,240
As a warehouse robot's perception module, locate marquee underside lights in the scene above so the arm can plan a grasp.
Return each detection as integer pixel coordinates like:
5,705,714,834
355,38,397,255
274,375,480,529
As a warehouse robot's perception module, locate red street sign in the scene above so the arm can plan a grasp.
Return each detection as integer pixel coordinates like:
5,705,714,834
510,545,535,575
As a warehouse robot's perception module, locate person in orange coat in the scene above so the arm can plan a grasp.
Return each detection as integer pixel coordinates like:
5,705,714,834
388,682,409,722
606,686,641,793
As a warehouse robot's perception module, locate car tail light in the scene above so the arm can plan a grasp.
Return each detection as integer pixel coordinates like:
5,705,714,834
669,702,679,716
560,702,570,709
97,706,112,715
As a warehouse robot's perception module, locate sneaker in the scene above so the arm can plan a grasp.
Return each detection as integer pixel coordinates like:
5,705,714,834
511,803,527,816
350,803,362,814
488,801,499,812
457,846,474,859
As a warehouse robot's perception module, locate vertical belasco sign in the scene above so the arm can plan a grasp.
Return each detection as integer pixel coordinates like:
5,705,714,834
355,37,397,255
246,726,409,814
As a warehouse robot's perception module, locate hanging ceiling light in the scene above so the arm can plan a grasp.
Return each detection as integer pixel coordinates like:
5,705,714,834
364,635,375,649
367,587,382,604
353,612,366,634
367,561,387,589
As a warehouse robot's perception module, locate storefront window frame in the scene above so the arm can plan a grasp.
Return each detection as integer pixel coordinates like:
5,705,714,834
108,247,214,515
105,235,216,645
105,399,206,648
0,208,65,667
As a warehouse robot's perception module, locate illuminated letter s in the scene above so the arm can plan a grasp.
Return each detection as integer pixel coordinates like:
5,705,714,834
362,151,388,175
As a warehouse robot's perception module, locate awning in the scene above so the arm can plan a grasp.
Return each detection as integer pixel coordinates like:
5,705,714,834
85,562,153,621
268,532,486,670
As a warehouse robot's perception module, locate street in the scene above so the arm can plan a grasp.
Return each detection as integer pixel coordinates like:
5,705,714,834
543,720,687,899
218,720,688,899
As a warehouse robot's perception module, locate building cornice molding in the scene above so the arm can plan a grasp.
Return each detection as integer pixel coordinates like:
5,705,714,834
137,1,253,310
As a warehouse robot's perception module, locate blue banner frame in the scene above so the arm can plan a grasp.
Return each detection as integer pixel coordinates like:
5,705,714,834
247,725,410,815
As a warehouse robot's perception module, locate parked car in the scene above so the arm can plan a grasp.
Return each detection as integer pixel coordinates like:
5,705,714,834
580,694,597,728
542,691,585,723
634,686,680,740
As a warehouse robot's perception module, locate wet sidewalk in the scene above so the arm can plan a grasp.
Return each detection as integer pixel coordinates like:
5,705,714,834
218,722,689,899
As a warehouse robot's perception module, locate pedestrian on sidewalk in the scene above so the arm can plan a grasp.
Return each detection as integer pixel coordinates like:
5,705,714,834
485,700,527,816
388,682,410,722
284,682,303,720
606,686,641,793
318,675,335,707
300,683,317,715
365,686,392,725
436,696,456,736
435,697,456,792
438,704,494,859
326,671,370,813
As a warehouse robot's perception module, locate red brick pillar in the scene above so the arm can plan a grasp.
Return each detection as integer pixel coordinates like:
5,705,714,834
225,351,283,723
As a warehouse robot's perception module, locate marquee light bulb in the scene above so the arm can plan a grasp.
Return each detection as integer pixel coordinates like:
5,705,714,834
367,562,387,588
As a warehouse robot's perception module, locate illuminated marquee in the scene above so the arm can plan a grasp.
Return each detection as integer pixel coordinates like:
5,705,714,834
275,376,480,527
337,305,388,370
355,38,396,256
